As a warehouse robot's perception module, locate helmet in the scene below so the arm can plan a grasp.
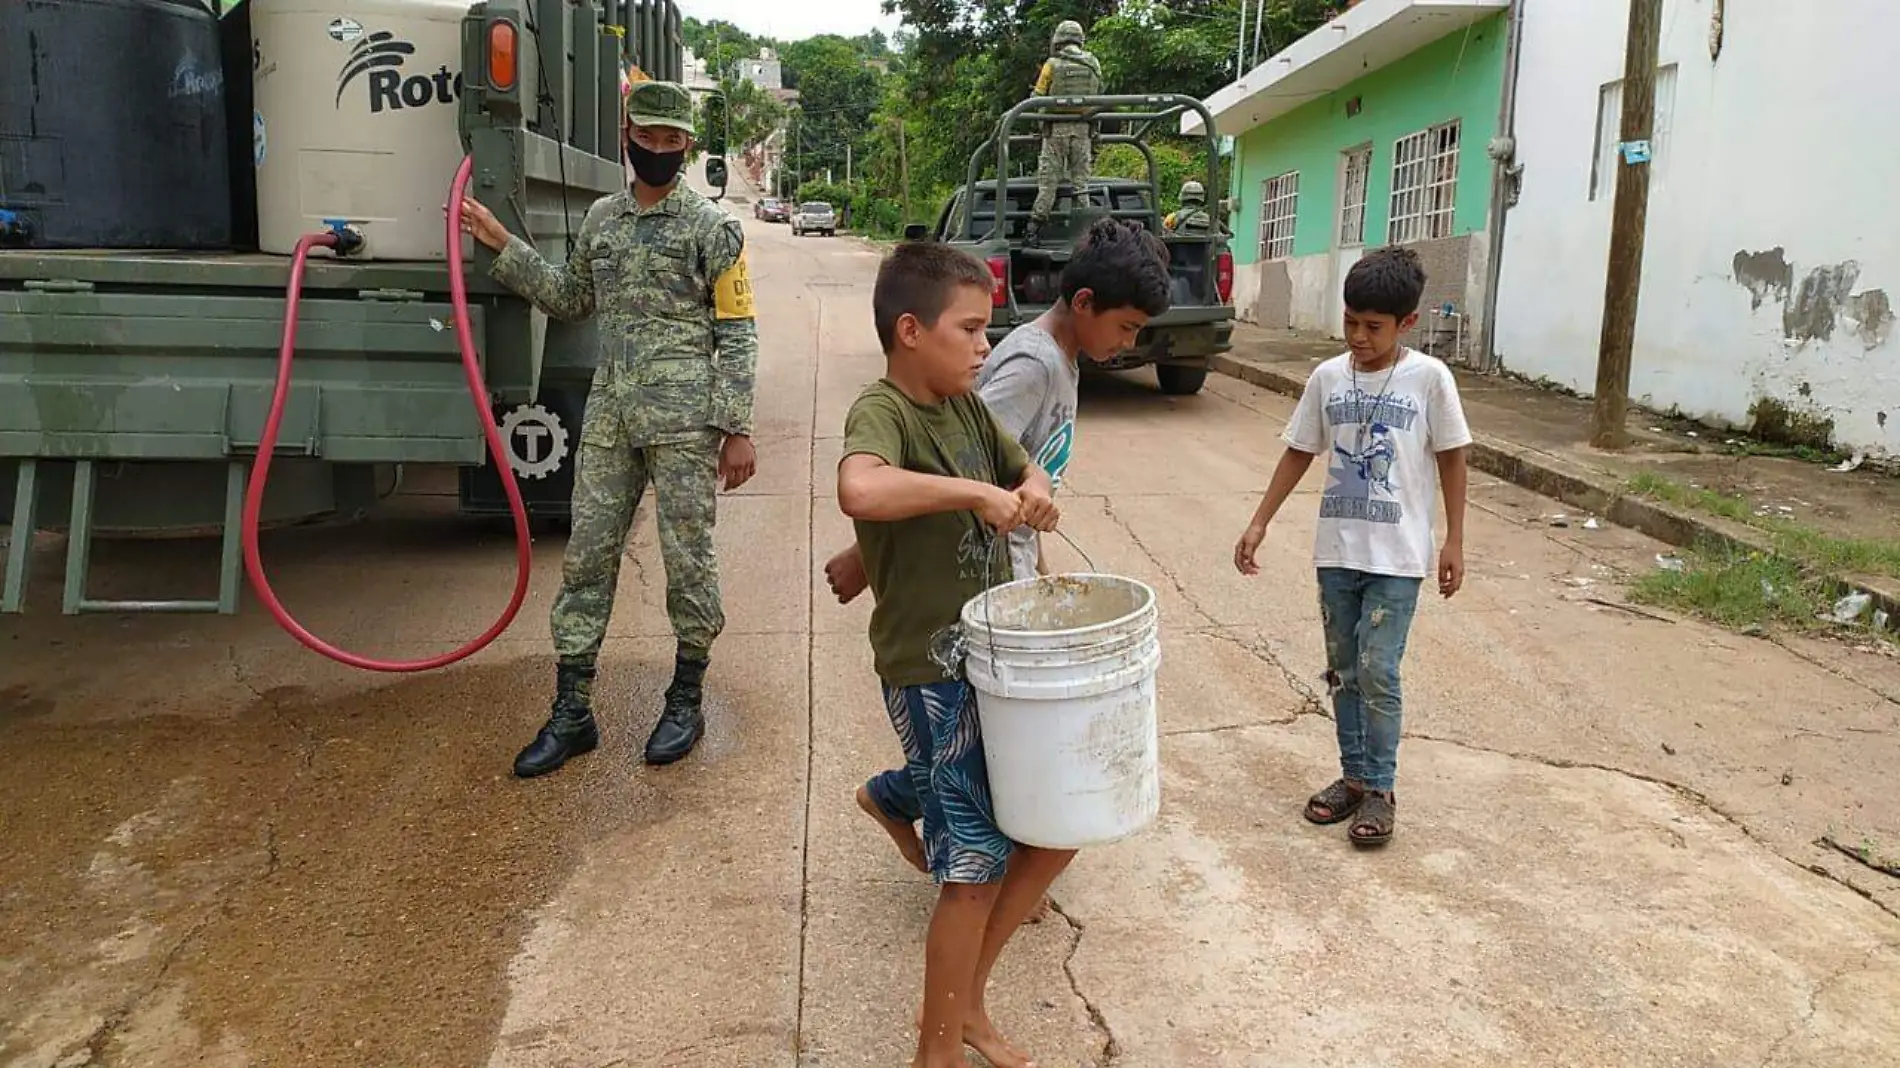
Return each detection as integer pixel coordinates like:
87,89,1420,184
1180,180,1206,204
1052,20,1086,48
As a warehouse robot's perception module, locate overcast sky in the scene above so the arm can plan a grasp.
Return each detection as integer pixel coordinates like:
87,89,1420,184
678,0,903,41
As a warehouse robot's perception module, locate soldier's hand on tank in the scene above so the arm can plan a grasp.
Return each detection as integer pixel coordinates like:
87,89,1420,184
1017,486,1060,534
719,433,757,491
974,484,1026,534
454,196,510,252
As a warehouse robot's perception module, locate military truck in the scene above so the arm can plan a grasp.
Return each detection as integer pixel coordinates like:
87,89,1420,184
908,93,1235,397
0,0,727,616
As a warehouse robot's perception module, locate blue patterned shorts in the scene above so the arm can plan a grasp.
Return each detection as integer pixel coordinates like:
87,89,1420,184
881,679,1013,885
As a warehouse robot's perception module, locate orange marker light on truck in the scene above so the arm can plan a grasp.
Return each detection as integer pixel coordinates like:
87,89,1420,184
488,19,518,91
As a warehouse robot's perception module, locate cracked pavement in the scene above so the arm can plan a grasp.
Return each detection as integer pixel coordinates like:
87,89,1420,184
6,177,1900,1066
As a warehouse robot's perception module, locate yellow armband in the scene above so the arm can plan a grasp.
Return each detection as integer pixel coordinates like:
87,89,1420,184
713,254,755,320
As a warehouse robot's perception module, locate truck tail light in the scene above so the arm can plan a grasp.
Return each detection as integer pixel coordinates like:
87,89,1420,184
1215,250,1234,304
488,19,518,92
986,255,1008,308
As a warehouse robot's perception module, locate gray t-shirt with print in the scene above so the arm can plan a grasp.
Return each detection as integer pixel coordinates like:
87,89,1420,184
976,322,1080,581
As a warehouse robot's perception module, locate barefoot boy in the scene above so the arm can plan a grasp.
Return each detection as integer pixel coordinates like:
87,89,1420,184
838,241,1072,1068
1233,247,1470,847
826,219,1173,892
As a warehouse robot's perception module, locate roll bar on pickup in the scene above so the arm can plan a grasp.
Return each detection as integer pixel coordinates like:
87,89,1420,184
963,93,1223,242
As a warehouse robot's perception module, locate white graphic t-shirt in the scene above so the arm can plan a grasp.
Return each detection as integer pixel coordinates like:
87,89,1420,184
1282,349,1472,579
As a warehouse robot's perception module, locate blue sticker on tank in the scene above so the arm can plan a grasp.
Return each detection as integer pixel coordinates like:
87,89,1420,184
253,110,267,167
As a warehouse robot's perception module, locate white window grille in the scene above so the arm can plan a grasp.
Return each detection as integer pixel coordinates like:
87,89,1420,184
1387,121,1460,244
1338,145,1371,247
1591,63,1678,201
1259,171,1299,261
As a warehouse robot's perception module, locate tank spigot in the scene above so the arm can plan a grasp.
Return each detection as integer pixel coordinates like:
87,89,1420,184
322,218,367,257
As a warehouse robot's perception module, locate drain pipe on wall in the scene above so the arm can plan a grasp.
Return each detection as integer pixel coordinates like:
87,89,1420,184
1477,0,1526,374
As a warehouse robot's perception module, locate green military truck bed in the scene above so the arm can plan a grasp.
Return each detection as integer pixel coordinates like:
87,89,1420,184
0,0,719,615
914,93,1237,396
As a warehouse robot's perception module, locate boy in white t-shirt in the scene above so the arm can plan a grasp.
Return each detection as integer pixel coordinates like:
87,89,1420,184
1233,246,1471,847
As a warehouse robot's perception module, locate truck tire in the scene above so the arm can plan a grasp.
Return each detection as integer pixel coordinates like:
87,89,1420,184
1156,364,1208,396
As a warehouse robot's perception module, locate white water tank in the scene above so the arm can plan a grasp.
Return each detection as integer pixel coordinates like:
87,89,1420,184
253,0,472,259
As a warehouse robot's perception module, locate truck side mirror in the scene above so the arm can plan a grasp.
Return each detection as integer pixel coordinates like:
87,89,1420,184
904,223,930,242
704,157,729,194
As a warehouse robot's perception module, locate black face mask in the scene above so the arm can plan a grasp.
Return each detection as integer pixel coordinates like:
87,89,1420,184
627,139,686,188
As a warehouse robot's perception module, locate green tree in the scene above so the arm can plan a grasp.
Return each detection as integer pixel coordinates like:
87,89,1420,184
720,77,787,152
681,17,767,77
779,36,885,189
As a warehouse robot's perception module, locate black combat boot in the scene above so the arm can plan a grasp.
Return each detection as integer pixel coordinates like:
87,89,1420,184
644,649,708,766
513,660,600,778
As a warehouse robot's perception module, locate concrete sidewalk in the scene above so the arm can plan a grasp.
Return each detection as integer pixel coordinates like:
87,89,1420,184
1212,325,1900,625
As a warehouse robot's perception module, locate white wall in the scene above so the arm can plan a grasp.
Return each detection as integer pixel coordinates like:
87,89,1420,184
1494,0,1900,459
1233,262,1264,324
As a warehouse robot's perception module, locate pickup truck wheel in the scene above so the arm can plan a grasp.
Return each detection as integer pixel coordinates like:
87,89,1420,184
1156,364,1209,396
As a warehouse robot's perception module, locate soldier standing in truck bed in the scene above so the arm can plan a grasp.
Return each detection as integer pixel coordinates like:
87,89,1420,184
1026,19,1103,248
1164,180,1214,237
458,80,759,778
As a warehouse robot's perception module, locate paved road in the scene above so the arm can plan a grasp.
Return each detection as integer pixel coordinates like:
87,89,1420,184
5,192,1900,1067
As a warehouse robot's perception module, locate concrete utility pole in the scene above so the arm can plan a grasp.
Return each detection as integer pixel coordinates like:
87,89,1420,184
1591,0,1664,450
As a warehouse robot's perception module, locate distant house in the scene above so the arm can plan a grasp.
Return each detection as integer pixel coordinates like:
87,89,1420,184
739,49,783,92
1185,0,1511,364
681,48,719,93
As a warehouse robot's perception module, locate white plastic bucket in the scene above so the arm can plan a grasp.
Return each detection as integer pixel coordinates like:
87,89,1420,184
960,574,1162,849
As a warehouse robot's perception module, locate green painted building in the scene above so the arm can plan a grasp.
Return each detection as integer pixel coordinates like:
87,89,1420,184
1186,0,1510,363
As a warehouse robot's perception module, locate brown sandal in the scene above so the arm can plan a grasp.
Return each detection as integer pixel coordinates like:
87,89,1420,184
1349,792,1396,847
1304,779,1367,825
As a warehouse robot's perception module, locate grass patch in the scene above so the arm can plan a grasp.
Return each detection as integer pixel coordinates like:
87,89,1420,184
1626,472,1752,523
1629,543,1831,632
1625,473,1900,581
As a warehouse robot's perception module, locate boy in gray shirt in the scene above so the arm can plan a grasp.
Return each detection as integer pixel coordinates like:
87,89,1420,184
823,219,1172,904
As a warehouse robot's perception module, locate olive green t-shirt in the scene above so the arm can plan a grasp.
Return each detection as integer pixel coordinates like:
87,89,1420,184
843,379,1032,686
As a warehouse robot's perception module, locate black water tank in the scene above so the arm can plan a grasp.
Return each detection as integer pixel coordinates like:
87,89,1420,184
0,0,233,249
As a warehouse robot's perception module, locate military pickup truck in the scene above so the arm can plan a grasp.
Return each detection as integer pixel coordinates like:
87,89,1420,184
0,0,727,616
908,93,1235,396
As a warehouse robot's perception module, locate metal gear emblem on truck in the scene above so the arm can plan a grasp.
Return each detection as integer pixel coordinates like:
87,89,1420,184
500,404,571,481
1,0,728,624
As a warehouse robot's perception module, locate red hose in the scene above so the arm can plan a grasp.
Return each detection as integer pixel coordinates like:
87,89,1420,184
242,154,535,672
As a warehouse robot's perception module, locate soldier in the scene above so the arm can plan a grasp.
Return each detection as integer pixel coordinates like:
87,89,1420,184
1026,19,1103,247
458,81,759,778
1163,180,1214,237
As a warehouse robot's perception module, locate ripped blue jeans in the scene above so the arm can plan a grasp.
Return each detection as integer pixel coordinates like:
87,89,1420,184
1317,568,1422,794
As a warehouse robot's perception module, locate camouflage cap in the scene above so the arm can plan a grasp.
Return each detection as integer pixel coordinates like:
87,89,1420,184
626,80,696,136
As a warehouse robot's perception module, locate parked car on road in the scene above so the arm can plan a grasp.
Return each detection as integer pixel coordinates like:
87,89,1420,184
755,197,789,223
792,202,836,237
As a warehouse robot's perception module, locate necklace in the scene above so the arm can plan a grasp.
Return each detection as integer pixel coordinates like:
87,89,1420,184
1350,350,1403,455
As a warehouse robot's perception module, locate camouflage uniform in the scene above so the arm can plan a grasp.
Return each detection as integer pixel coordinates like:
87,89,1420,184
489,81,759,777
1164,180,1214,237
1028,21,1103,244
